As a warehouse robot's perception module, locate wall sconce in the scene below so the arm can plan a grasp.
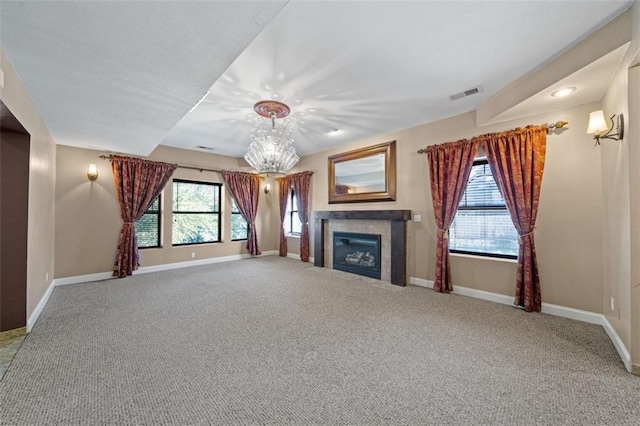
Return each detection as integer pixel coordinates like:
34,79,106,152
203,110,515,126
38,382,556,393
87,163,98,181
264,183,271,194
587,110,624,145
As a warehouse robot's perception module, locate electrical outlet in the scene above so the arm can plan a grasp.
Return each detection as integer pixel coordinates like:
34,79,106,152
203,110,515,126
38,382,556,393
610,296,615,311
413,214,422,222
191,252,196,259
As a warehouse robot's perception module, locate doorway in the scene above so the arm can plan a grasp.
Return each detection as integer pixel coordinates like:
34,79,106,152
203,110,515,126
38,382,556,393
0,100,29,333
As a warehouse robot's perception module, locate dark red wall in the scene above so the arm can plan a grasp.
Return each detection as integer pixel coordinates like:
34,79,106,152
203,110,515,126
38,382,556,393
0,129,30,332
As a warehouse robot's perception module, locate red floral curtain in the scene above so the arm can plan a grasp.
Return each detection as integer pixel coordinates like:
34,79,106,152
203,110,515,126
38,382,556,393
276,176,291,257
111,156,177,278
289,171,313,262
425,140,478,293
476,126,547,312
222,171,261,256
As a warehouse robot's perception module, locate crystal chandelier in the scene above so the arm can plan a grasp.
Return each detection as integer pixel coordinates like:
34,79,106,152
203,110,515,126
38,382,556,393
244,100,299,176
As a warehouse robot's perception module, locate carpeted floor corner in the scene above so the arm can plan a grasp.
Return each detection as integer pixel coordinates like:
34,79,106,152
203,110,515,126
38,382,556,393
1,256,638,425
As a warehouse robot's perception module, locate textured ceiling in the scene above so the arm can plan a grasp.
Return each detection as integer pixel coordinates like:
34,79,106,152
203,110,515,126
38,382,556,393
0,1,633,159
0,0,287,156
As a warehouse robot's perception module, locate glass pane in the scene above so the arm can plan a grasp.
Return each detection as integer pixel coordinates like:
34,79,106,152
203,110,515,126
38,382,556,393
172,213,219,244
291,213,302,234
460,163,505,208
334,153,386,193
147,196,160,211
231,198,240,213
450,209,518,257
232,213,249,240
173,181,219,212
136,213,159,248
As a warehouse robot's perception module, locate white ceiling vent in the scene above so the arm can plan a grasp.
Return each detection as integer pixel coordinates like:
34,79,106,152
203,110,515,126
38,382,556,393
450,86,484,101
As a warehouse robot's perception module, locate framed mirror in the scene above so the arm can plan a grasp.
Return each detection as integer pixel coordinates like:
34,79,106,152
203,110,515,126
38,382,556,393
328,140,396,204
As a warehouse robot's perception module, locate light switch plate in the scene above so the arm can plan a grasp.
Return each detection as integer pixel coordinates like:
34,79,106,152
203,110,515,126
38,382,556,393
413,214,422,222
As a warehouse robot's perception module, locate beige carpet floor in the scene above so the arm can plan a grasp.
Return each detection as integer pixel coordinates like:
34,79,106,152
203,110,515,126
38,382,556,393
1,256,638,425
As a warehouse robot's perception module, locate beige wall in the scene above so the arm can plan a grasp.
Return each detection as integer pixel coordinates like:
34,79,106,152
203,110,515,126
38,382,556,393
287,103,604,313
628,64,640,374
55,145,277,278
627,0,639,377
601,58,632,362
0,49,57,320
600,0,640,371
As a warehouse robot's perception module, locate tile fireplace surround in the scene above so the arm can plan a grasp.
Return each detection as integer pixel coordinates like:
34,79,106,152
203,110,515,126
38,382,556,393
312,210,411,286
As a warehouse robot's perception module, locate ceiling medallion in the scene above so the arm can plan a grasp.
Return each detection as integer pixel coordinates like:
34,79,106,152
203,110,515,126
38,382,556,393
244,100,299,177
253,100,291,119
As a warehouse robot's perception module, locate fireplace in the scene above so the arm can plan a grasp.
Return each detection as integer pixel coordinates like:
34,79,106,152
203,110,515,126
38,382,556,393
313,210,411,286
333,232,382,279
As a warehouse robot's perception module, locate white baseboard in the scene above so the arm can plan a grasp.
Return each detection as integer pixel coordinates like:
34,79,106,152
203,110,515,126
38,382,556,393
55,271,114,286
286,253,315,263
134,251,278,275
409,277,434,289
601,316,633,372
410,276,633,373
453,286,514,306
540,302,603,325
27,279,56,332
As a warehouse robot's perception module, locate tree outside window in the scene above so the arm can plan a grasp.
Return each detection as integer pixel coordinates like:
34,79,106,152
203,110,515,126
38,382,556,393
231,197,249,241
172,180,221,245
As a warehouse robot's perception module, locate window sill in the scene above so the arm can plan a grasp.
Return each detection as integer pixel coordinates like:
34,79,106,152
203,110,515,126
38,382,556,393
287,233,301,239
172,241,222,247
450,253,517,263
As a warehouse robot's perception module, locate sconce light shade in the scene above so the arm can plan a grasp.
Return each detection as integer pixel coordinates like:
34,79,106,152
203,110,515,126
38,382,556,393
587,110,624,145
587,110,608,135
87,163,98,181
264,183,271,194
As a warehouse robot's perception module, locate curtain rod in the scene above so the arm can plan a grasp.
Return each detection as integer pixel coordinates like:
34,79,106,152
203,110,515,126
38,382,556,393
416,121,568,154
98,154,312,176
99,154,225,174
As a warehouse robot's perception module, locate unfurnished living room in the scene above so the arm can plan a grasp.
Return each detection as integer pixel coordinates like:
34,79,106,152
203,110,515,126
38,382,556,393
1,1,639,425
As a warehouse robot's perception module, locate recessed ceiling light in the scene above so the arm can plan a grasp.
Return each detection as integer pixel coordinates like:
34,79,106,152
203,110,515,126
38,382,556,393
328,129,341,135
551,87,576,98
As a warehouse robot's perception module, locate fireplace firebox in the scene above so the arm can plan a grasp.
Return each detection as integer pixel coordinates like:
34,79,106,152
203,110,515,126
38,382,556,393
333,232,382,279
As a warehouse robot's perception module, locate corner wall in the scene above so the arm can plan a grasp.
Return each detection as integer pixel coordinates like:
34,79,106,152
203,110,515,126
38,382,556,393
600,0,640,373
0,49,57,321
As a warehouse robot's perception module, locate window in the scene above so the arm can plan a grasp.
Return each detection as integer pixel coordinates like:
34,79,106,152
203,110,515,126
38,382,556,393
287,189,302,235
172,180,221,245
136,195,161,248
231,198,249,241
449,159,519,259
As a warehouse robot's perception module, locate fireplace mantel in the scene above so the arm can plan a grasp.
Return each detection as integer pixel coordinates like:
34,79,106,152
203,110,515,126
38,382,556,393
312,210,411,286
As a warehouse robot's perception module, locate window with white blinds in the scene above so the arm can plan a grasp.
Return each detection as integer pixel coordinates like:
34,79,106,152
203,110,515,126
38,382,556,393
449,159,519,259
135,195,161,248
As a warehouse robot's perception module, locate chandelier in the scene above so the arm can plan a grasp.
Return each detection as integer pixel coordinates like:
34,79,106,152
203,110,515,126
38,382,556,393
244,100,299,176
